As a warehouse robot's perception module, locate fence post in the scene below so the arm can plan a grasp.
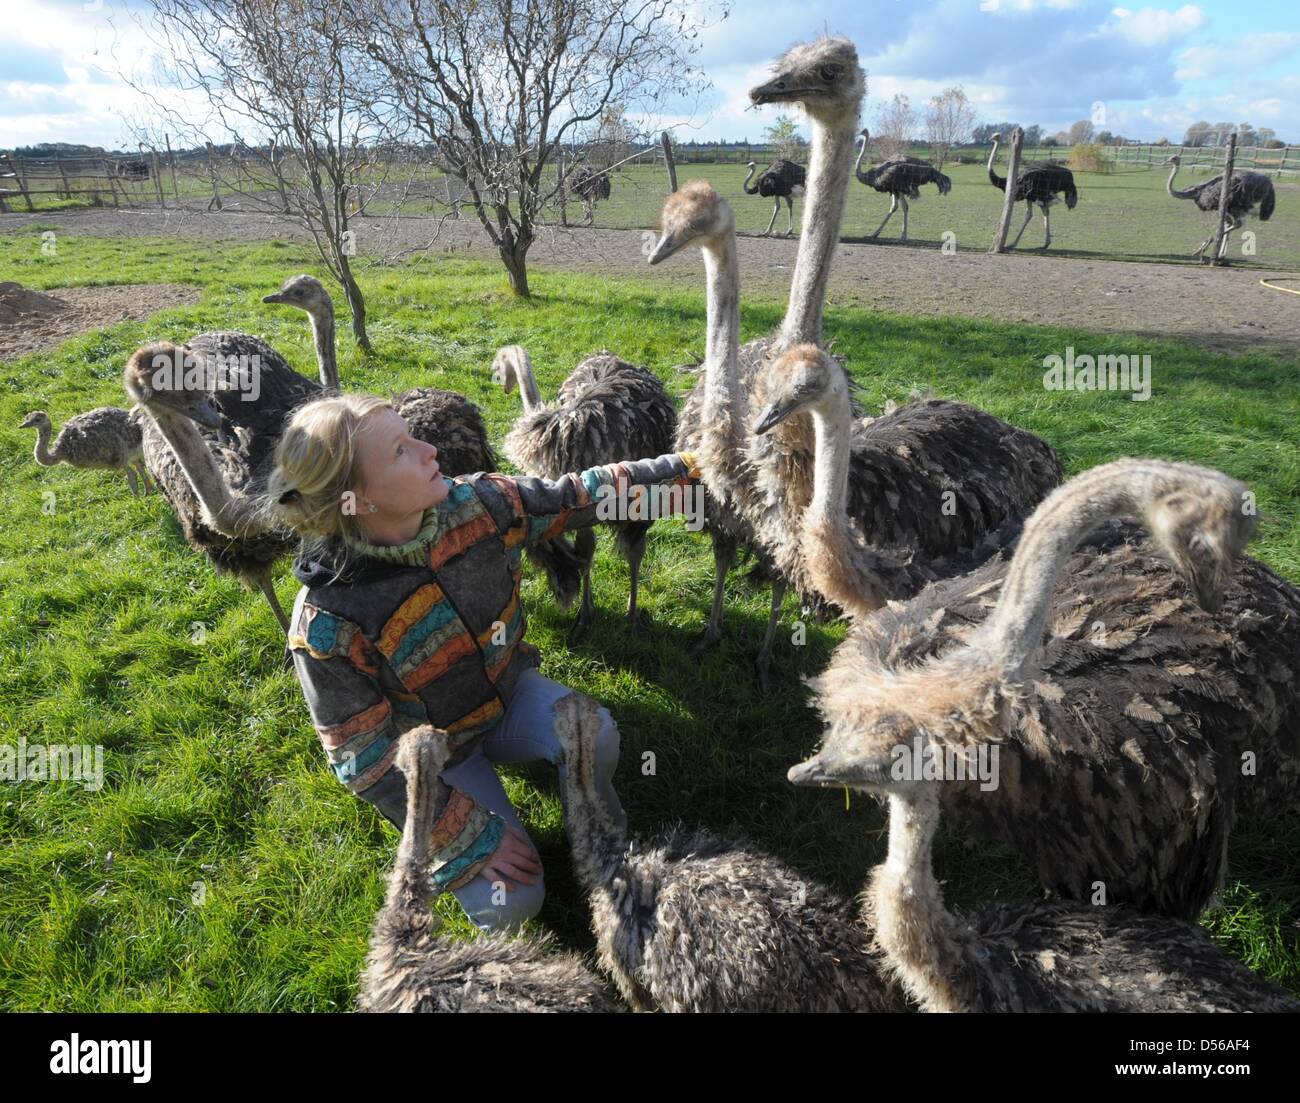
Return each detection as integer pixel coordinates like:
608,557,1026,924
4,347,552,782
151,149,165,207
1210,132,1237,266
557,146,567,227
8,155,36,211
989,126,1024,253
661,131,677,194
103,159,121,207
165,133,180,199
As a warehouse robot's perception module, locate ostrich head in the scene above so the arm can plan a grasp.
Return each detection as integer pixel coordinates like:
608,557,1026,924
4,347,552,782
489,345,531,393
123,342,223,429
20,411,51,431
262,274,333,319
748,36,865,124
752,344,851,435
1161,154,1182,166
990,132,1002,143
647,179,734,264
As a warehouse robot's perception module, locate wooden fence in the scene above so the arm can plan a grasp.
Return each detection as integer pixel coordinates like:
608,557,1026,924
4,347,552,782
0,150,172,212
1109,143,1299,176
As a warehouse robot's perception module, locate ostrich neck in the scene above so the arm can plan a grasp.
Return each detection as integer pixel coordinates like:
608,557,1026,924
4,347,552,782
514,355,544,414
780,111,858,349
144,405,253,538
559,770,627,893
743,164,758,194
309,307,339,391
854,138,871,184
31,424,58,466
984,462,1169,682
701,236,743,454
871,788,969,1013
987,141,1005,188
1166,163,1196,200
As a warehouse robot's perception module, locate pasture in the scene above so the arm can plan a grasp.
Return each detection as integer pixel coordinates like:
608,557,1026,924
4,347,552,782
1,226,1297,1010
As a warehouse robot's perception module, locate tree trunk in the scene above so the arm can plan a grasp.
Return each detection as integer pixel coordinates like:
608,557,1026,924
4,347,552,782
501,237,532,297
338,255,371,351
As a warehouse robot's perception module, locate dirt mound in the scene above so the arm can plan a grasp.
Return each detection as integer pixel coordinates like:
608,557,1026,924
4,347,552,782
0,282,202,361
0,282,68,325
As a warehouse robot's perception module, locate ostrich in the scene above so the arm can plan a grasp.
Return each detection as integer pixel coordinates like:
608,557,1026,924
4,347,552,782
124,343,296,633
987,132,1078,250
357,723,619,1013
493,345,675,643
570,165,610,226
663,37,865,678
652,179,1061,685
21,407,152,497
783,372,1300,920
1162,154,1276,261
853,128,951,242
789,734,1300,1011
742,158,807,237
552,690,901,1013
264,273,496,477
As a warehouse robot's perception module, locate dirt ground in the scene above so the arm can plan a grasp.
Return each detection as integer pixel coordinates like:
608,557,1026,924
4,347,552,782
3,205,1298,356
0,279,201,361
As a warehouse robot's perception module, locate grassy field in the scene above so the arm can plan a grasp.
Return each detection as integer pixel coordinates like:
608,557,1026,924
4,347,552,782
1,231,1297,1010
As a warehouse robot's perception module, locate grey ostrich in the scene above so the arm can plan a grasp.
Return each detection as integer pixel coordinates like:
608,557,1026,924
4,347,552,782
664,37,865,678
1163,154,1276,261
653,180,1061,685
570,165,611,226
124,342,296,632
789,731,1300,1011
357,723,619,1013
787,402,1300,921
21,407,152,497
493,345,675,643
987,132,1078,250
742,158,807,237
854,128,951,242
263,273,496,476
552,690,900,1013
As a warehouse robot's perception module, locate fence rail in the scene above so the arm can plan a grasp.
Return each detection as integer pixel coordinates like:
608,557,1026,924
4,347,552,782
1108,143,1300,176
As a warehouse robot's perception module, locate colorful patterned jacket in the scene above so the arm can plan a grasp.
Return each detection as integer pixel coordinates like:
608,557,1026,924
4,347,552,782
288,452,699,890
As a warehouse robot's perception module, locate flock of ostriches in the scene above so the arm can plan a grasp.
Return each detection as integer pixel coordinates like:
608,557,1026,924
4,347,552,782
19,38,1300,1014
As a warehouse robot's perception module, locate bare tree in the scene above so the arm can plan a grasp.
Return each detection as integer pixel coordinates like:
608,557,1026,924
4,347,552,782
762,115,808,163
924,86,975,170
1067,119,1096,146
875,94,916,159
124,0,399,349
356,0,721,297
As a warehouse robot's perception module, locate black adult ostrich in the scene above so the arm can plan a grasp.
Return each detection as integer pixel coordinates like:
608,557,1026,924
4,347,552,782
853,128,951,242
1163,154,1276,261
987,132,1078,250
742,158,807,236
570,166,610,225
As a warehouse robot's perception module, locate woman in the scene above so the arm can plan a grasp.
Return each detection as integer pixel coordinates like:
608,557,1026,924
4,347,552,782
268,392,699,933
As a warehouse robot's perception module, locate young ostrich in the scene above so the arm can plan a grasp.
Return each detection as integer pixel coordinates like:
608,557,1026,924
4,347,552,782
552,691,900,1013
987,132,1078,250
666,36,865,677
124,343,295,632
358,723,619,1013
1162,154,1276,261
742,158,807,237
653,181,1061,685
788,464,1300,1012
493,345,676,643
263,274,496,476
569,166,611,226
785,383,1300,920
21,407,152,497
854,128,951,243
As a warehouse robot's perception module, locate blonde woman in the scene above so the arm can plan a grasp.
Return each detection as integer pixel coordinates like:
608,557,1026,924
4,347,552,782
268,392,699,933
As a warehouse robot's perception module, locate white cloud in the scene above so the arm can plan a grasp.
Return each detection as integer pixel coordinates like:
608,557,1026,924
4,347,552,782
1106,5,1204,47
1176,32,1300,80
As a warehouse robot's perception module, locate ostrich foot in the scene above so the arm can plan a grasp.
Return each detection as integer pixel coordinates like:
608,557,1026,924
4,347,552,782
753,646,778,693
625,607,653,636
688,623,722,656
567,610,594,648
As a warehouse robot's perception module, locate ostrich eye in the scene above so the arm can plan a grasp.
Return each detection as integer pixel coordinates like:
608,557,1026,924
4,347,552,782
819,65,840,82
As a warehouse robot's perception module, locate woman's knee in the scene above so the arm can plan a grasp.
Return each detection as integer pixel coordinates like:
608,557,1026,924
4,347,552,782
457,871,547,934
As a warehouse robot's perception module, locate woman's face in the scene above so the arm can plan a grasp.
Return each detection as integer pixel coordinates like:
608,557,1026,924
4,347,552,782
353,407,449,517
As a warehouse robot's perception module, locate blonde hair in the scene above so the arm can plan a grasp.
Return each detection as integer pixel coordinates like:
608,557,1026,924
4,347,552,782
264,392,395,564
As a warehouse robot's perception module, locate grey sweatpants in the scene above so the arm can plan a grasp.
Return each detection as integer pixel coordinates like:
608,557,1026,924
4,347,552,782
440,668,627,933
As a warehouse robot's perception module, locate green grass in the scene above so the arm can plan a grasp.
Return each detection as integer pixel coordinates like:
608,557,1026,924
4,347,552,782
1,231,1297,1010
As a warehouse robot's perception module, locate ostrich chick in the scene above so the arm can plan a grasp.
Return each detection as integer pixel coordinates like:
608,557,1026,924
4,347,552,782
21,407,152,497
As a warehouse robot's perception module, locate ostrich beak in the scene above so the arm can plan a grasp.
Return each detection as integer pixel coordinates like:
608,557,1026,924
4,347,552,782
187,398,224,430
749,71,804,106
647,230,688,265
754,397,799,435
788,751,895,790
262,291,288,305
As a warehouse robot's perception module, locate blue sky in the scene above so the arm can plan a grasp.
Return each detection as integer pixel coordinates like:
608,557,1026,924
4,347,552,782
2,0,1298,149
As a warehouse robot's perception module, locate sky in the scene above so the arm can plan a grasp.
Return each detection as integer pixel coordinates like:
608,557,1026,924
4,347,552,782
2,0,1298,150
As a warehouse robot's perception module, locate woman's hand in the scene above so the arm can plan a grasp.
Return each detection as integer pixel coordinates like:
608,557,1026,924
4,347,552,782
479,824,542,890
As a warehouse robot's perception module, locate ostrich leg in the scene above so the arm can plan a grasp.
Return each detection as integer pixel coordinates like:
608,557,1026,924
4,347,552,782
568,527,599,646
1039,204,1052,250
765,197,781,237
754,578,787,691
784,196,796,237
690,529,737,654
869,194,898,239
1008,201,1034,249
135,461,155,494
899,196,910,242
124,466,141,497
623,526,650,633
